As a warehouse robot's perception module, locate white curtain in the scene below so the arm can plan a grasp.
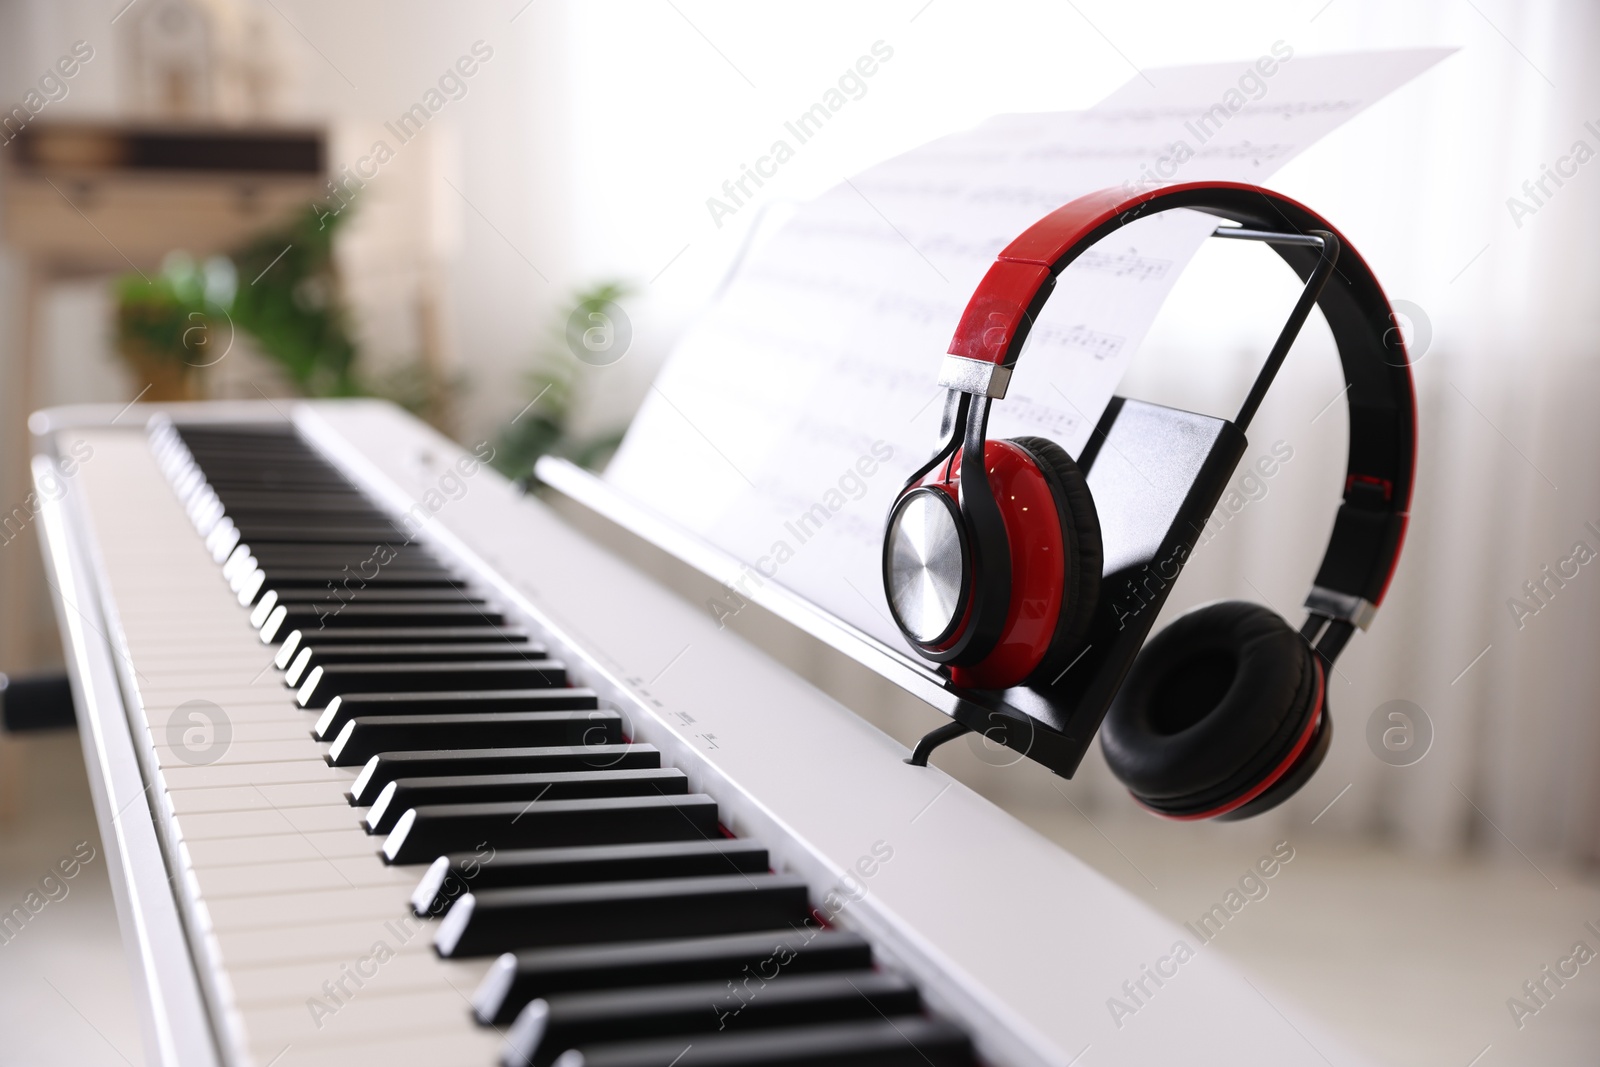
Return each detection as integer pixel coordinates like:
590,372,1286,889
1016,0,1600,864
579,0,1600,866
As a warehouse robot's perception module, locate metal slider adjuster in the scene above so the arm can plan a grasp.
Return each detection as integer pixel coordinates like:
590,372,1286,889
936,355,1013,399
1304,585,1377,630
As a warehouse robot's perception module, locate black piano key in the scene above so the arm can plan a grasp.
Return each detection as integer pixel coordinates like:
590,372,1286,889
180,429,309,447
235,525,396,540
350,745,661,806
248,549,446,569
184,429,319,442
274,603,501,629
329,710,621,766
230,523,408,543
206,474,352,492
253,572,462,595
257,570,466,589
181,442,320,455
366,769,689,833
504,971,918,1066
388,793,712,869
202,453,345,463
221,511,394,529
285,642,547,686
241,543,444,563
413,838,771,917
471,927,869,1026
211,495,355,507
187,475,352,495
385,794,720,866
267,587,481,605
224,517,391,531
254,584,480,623
261,603,505,642
276,627,532,668
238,553,452,573
202,485,334,497
534,1017,974,1067
434,872,810,956
197,452,343,466
252,573,466,611
204,491,389,513
208,493,348,506
202,463,340,473
188,453,336,467
185,460,334,476
314,691,601,742
298,661,568,709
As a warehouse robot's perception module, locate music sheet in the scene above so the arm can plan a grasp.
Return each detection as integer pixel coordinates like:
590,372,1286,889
605,49,1450,648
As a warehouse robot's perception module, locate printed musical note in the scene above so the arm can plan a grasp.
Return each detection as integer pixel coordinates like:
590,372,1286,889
1075,248,1173,282
1026,322,1126,361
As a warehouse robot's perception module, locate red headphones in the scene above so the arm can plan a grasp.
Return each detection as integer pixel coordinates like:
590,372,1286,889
883,181,1416,820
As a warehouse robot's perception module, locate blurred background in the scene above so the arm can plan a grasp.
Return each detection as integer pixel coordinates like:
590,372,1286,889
2,0,1598,1064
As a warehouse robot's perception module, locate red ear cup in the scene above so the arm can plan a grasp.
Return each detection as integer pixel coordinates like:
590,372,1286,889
1007,436,1102,687
885,437,1101,690
1100,601,1329,820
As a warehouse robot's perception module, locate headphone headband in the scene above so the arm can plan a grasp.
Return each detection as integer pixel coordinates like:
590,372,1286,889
937,181,1416,620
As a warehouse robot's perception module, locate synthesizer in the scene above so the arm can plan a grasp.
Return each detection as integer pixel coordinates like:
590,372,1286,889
29,399,1361,1066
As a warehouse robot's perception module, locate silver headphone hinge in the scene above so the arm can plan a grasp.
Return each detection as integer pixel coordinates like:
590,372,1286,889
1303,585,1376,630
936,355,1012,399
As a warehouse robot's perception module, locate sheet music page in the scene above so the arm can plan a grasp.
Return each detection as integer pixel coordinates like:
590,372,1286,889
605,49,1450,648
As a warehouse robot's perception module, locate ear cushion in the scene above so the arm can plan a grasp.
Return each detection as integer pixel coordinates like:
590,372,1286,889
1100,601,1321,814
1007,436,1102,685
1217,701,1332,821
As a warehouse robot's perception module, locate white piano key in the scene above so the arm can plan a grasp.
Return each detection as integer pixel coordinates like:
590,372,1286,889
118,629,250,642
127,663,284,680
163,761,359,791
223,546,254,580
199,886,414,932
151,740,329,769
250,590,279,629
138,681,290,698
224,953,490,1007
166,781,350,814
145,705,312,728
130,668,294,686
119,648,272,664
150,719,318,744
139,687,315,707
150,683,294,703
174,805,363,840
246,1026,500,1067
206,918,438,969
182,829,377,867
239,988,482,1047
189,857,415,897
118,618,255,633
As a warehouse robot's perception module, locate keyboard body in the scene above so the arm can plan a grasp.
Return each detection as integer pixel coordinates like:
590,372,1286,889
30,399,1364,1066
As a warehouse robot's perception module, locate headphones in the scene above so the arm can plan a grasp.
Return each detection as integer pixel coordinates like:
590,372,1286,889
882,181,1415,820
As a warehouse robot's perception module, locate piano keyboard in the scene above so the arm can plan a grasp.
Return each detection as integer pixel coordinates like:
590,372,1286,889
33,399,1358,1067
123,418,973,1067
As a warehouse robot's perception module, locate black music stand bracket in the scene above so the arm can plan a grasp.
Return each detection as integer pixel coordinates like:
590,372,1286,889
905,719,972,767
900,394,1248,775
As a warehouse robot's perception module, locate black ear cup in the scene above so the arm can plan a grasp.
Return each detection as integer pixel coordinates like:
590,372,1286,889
1008,436,1103,686
1100,601,1328,819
